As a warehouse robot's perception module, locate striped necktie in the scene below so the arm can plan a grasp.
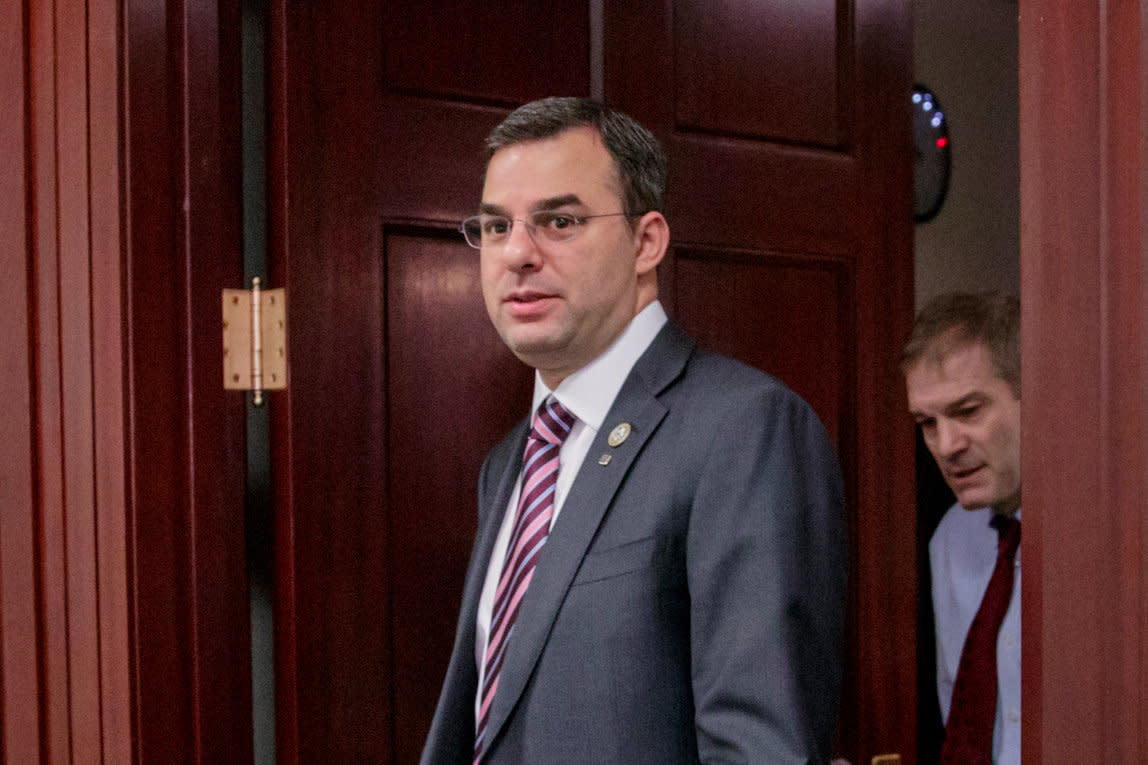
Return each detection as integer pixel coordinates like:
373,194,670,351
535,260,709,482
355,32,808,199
474,396,577,763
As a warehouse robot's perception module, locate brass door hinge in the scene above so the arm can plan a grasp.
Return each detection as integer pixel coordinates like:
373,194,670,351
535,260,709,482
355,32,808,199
222,277,287,406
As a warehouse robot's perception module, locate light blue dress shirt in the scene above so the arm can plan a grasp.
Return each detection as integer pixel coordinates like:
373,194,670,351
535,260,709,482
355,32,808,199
930,504,1021,765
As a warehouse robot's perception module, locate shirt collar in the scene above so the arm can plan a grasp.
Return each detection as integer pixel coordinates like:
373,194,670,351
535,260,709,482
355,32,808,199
531,300,669,432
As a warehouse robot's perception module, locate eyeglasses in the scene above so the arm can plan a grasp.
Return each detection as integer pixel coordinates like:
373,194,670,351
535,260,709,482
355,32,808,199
459,211,635,249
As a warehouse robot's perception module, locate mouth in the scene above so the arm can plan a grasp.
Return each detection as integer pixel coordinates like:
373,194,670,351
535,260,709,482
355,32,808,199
503,290,558,317
505,289,552,303
948,464,985,483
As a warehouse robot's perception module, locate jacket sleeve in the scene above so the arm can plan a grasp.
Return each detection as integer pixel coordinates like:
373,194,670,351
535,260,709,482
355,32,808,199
686,384,848,765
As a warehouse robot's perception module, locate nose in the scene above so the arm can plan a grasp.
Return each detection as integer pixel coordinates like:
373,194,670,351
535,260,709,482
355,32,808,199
499,218,543,272
933,418,968,458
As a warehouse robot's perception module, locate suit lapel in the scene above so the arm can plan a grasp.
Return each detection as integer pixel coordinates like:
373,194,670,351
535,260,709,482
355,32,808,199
464,419,530,635
443,417,528,722
482,322,695,751
482,422,530,549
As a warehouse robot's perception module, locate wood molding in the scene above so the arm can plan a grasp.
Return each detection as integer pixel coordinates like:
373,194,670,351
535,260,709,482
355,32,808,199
1020,2,1148,762
1,0,133,760
124,0,250,761
0,1,40,758
3,0,250,761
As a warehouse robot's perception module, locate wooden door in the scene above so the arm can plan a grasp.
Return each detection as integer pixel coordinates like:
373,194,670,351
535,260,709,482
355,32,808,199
1020,2,1148,762
267,2,915,762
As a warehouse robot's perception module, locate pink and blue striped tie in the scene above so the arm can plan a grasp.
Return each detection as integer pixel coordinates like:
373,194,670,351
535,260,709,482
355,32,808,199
474,396,577,763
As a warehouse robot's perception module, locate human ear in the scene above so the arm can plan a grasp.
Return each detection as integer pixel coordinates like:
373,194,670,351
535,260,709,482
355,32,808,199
633,211,669,276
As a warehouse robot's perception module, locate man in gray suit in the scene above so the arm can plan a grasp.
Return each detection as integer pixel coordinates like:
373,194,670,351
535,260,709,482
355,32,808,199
422,97,847,764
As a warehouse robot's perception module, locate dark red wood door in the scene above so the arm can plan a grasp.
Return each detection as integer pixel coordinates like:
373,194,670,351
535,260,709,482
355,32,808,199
268,2,915,763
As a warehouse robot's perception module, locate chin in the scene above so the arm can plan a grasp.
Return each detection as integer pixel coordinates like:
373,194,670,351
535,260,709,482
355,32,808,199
953,489,992,511
503,338,570,373
505,334,558,359
503,322,573,353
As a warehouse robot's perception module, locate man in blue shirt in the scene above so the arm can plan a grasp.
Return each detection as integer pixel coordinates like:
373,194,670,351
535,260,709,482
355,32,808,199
903,292,1021,765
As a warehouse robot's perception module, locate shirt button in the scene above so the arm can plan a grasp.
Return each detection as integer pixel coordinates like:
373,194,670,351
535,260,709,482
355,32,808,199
1008,711,1020,724
1004,633,1016,647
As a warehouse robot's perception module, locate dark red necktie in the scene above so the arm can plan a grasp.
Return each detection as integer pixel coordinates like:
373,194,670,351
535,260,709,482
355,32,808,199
940,514,1021,765
473,397,577,764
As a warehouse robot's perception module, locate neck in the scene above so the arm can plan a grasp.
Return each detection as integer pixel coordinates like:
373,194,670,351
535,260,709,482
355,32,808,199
992,491,1021,517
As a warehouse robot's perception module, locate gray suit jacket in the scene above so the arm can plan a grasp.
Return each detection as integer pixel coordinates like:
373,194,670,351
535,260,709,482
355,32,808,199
422,322,847,764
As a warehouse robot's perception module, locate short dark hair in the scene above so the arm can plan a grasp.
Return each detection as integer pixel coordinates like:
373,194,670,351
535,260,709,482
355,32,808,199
485,97,667,216
902,291,1020,396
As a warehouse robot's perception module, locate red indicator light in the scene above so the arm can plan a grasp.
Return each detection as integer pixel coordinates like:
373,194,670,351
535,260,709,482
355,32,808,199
936,137,949,148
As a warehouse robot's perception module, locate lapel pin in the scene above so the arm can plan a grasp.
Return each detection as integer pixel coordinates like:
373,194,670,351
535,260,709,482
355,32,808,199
607,422,632,447
598,454,612,466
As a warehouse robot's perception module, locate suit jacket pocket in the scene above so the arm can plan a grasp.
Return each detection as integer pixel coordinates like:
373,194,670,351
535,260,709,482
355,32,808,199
571,536,661,586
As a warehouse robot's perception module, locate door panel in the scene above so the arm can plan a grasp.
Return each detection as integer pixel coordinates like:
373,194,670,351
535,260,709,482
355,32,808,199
387,230,533,764
673,0,849,147
673,250,850,445
382,1,591,102
667,137,857,252
605,5,913,759
269,1,914,762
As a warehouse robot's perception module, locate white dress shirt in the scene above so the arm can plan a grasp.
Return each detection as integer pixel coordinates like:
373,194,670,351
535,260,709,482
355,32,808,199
473,301,669,720
930,504,1022,765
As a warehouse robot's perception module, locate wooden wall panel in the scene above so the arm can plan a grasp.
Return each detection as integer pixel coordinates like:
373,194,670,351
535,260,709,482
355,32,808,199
383,0,590,103
1020,2,1148,762
376,97,507,221
125,0,250,761
672,250,849,444
846,3,918,759
386,230,533,764
270,6,389,759
125,1,200,750
28,0,72,757
0,1,40,760
89,0,133,758
57,0,104,755
276,198,388,764
609,1,915,761
268,2,537,760
674,0,849,147
1,0,133,762
667,137,857,253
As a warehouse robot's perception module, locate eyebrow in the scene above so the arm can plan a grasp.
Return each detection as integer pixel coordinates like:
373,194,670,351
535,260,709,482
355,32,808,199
478,194,585,217
943,393,985,415
908,392,987,422
478,202,509,216
533,194,582,211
